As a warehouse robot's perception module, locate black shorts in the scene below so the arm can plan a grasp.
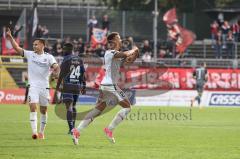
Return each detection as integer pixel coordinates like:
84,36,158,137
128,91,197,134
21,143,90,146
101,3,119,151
62,93,79,103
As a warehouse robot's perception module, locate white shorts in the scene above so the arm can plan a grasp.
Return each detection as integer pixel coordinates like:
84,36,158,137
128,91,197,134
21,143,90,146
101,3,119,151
97,84,127,105
28,86,50,106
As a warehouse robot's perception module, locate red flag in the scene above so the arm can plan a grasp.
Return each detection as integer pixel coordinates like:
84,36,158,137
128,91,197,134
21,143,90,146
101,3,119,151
163,8,178,25
91,28,107,48
164,8,196,54
176,25,196,54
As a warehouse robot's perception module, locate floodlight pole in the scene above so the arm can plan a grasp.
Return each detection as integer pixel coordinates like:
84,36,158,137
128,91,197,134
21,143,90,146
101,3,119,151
153,0,159,60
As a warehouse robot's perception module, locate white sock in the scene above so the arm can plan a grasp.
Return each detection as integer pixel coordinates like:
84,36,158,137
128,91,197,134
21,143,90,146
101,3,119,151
40,113,47,134
30,112,37,134
77,108,101,132
108,108,131,131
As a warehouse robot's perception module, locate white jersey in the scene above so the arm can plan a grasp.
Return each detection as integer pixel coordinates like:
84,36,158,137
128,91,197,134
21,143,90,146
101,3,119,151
23,50,57,88
101,50,122,85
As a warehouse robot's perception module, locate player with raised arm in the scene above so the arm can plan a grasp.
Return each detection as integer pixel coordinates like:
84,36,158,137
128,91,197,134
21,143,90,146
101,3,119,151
71,32,139,145
6,28,59,139
191,62,208,108
56,43,86,135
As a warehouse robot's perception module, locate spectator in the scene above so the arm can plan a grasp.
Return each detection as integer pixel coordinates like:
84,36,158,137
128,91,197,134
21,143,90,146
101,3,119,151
232,20,240,42
44,40,53,54
158,47,172,58
73,39,79,56
142,51,152,62
64,36,71,43
215,30,222,59
42,25,49,38
95,44,105,57
210,20,219,48
36,25,43,38
221,20,230,49
52,39,63,57
102,15,110,32
141,40,152,56
85,43,93,56
77,38,85,55
226,30,235,59
88,16,98,41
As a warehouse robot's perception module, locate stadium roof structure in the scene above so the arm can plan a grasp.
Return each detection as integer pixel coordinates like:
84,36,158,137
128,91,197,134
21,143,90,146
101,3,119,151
0,0,107,10
204,8,240,21
203,0,240,20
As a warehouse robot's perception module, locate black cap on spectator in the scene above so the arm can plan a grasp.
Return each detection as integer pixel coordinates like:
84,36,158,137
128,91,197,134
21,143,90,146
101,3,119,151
63,43,73,54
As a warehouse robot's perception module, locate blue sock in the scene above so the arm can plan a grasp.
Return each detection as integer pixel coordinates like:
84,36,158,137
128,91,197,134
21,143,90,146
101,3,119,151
72,107,77,128
67,110,74,131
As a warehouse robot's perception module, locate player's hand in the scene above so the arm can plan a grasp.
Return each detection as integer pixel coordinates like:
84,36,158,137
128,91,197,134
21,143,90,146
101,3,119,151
51,71,59,79
80,88,86,95
133,46,139,54
6,28,12,40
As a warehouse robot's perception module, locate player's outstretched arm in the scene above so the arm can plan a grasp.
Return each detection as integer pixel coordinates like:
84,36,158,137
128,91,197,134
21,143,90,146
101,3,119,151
6,28,24,56
114,46,139,58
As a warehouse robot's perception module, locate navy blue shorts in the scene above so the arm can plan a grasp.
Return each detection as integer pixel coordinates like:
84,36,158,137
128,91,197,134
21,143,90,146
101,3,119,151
62,93,79,103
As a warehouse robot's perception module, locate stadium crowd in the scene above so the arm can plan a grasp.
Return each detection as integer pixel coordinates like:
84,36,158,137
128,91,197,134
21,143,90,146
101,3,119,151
1,14,240,60
210,18,240,59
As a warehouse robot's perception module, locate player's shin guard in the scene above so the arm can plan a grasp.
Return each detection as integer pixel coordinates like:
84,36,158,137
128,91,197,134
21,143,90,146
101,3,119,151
108,108,131,131
30,112,37,134
77,108,101,132
40,113,47,134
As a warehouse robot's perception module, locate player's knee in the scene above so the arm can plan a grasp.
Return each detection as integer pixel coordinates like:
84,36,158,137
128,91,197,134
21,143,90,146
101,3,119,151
66,105,73,111
119,100,131,108
29,103,37,112
40,107,47,114
72,106,76,112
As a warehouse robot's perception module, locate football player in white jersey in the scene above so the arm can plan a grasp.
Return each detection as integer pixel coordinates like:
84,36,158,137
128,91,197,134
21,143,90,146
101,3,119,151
6,28,59,140
71,32,139,145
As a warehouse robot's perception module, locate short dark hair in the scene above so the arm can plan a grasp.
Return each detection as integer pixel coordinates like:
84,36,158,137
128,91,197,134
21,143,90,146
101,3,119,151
63,43,73,52
107,32,119,42
33,38,45,46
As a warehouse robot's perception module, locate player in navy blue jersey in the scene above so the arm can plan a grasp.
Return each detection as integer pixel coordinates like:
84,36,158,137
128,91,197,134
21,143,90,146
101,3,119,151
56,43,86,134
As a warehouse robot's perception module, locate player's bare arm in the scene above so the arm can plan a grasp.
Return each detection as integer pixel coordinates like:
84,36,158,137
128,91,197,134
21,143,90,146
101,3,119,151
80,74,86,95
5,28,24,56
55,64,64,91
51,63,60,79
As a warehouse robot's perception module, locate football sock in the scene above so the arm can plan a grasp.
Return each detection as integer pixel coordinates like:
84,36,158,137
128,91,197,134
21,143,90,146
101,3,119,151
40,113,47,134
77,108,101,132
30,112,37,134
108,108,131,131
67,108,74,131
72,107,77,127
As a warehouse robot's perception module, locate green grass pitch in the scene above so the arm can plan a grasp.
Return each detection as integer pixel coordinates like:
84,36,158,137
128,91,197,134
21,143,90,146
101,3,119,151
0,104,239,159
